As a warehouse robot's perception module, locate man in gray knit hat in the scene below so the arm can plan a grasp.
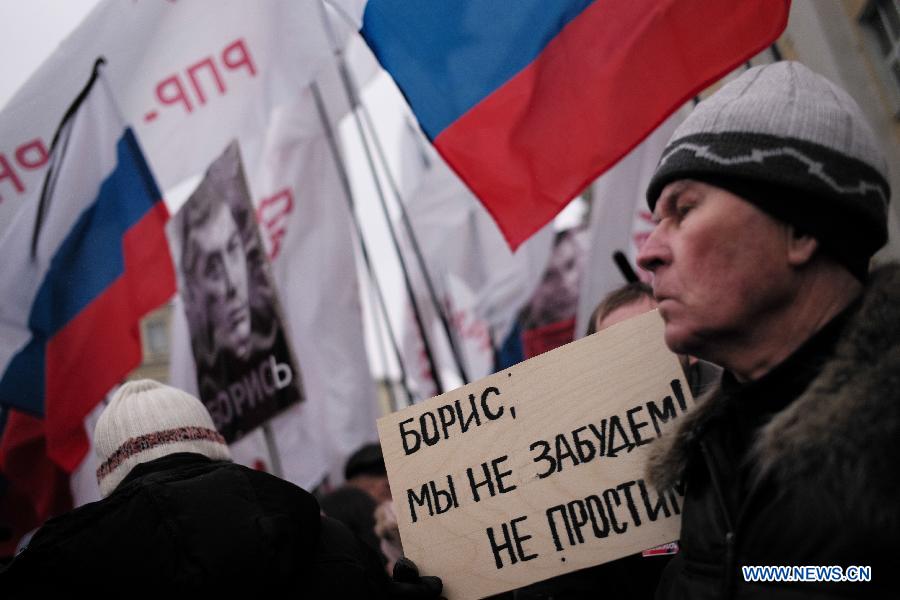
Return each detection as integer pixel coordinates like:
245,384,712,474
636,61,899,598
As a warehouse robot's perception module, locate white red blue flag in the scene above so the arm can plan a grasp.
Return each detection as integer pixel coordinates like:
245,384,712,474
348,0,790,248
0,61,175,550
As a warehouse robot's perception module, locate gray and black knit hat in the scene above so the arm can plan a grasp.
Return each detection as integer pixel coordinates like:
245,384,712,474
646,61,890,279
94,379,231,497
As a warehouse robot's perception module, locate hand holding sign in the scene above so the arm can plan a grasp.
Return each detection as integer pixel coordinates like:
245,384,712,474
377,310,694,599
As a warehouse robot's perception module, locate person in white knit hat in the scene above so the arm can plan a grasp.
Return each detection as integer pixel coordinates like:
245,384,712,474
636,62,899,598
93,378,232,497
0,380,442,598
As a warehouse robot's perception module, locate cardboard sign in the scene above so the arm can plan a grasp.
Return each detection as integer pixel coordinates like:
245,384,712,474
377,310,694,599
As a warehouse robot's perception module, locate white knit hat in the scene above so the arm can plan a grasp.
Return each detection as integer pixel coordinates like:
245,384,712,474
94,379,231,497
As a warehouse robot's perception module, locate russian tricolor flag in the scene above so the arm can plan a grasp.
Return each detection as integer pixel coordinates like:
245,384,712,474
0,62,175,543
357,0,790,248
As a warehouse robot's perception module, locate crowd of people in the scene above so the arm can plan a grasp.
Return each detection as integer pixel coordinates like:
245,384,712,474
2,61,897,598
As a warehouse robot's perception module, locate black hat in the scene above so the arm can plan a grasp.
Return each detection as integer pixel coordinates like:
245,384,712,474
344,443,386,480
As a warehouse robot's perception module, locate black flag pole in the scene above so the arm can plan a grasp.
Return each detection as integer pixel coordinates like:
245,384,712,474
364,265,401,411
32,57,107,259
328,70,446,396
770,43,783,62
315,0,449,395
613,250,639,283
353,88,472,386
311,81,416,406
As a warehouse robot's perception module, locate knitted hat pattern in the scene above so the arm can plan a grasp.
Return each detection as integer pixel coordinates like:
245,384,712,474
94,379,231,497
646,61,890,277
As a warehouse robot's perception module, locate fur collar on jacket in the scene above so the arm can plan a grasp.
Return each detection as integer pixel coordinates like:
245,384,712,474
647,264,900,529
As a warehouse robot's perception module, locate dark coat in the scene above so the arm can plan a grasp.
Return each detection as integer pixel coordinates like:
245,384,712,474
320,484,386,565
647,265,900,599
0,453,390,596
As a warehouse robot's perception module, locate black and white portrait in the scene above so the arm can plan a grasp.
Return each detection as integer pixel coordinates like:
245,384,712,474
175,141,303,442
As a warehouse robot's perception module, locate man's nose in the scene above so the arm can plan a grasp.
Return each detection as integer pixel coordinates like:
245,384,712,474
223,259,237,297
636,226,669,273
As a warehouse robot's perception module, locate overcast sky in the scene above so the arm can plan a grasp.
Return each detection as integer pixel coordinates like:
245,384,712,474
0,1,578,383
0,0,419,380
0,0,98,109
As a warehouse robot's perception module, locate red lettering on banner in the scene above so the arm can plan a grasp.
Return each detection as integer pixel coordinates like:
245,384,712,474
466,315,491,352
156,75,193,114
222,39,257,76
257,188,294,260
144,38,257,125
187,58,226,106
447,302,491,353
0,138,52,203
0,153,24,202
15,139,50,170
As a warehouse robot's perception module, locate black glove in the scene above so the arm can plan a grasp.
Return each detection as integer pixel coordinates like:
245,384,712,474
389,556,444,599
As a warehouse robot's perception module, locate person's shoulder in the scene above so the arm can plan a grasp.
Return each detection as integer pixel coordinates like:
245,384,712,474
212,461,323,517
311,516,391,597
3,488,149,585
218,460,310,492
321,484,376,506
24,490,134,551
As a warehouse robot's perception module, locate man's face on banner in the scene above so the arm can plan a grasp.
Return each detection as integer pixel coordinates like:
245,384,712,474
530,232,583,326
189,204,252,358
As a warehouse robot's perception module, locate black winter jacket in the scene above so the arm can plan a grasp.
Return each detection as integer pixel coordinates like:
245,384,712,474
0,453,391,596
647,265,900,599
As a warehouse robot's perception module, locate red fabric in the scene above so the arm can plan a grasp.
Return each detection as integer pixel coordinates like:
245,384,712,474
0,411,72,558
0,202,174,554
435,0,790,249
45,201,175,472
522,317,577,359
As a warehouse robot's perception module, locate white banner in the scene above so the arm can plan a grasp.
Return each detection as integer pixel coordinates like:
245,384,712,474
398,123,553,398
0,0,353,236
575,108,689,337
170,82,378,488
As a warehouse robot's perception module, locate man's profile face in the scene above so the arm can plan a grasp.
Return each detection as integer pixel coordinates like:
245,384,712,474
188,205,252,358
636,180,794,359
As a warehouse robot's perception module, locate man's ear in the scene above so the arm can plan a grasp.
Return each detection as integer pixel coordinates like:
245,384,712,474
786,225,818,266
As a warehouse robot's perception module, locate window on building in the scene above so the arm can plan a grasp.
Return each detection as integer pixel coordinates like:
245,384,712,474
144,319,169,358
861,0,900,116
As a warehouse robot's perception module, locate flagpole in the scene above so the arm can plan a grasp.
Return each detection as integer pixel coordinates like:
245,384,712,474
310,80,416,406
770,43,783,62
612,250,639,283
33,57,108,259
365,267,403,410
354,83,471,386
342,89,448,396
315,0,458,395
316,2,471,387
262,424,284,478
